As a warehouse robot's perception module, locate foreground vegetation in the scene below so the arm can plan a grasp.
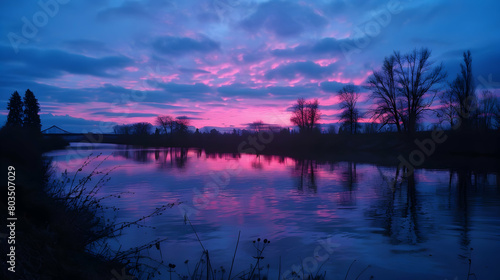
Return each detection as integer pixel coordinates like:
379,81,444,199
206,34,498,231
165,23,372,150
0,128,178,279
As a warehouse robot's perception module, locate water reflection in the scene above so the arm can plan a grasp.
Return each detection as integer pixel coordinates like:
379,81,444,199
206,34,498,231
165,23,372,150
339,161,358,207
366,170,422,245
455,169,472,253
292,159,317,193
115,147,189,169
45,145,500,279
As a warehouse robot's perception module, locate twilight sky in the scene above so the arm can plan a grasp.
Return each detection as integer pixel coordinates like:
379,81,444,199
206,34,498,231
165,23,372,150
1,0,500,133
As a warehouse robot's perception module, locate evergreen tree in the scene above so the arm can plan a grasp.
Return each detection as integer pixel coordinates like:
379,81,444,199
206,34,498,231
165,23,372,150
23,89,41,132
6,91,24,128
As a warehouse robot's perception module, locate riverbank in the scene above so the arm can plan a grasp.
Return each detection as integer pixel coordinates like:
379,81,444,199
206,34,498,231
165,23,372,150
89,130,500,172
43,140,500,280
0,128,136,279
13,129,497,279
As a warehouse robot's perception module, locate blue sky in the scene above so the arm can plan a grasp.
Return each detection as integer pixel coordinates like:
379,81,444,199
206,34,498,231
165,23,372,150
1,0,499,132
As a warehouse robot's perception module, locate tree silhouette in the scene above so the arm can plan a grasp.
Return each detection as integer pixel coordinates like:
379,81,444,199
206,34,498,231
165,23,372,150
6,91,24,128
495,102,500,131
307,99,320,132
477,90,499,130
113,124,133,134
174,117,190,133
366,55,402,132
448,50,476,131
248,120,265,132
23,89,41,132
394,48,446,134
363,122,380,134
131,122,153,135
156,115,174,134
338,85,360,134
290,98,320,133
437,88,458,128
290,98,307,131
209,128,220,135
367,48,446,134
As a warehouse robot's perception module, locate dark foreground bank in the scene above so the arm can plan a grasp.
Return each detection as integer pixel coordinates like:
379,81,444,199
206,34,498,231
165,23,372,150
0,128,157,280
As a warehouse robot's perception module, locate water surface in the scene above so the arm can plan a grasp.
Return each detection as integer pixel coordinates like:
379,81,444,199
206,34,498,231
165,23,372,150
46,143,500,279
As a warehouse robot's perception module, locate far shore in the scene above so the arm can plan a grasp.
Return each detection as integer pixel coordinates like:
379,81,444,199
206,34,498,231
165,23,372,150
47,130,500,173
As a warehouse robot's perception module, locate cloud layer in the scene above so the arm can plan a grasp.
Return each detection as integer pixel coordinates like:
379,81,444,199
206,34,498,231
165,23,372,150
1,0,499,132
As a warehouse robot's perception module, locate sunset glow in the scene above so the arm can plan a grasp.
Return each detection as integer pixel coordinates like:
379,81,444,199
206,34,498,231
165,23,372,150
1,0,499,132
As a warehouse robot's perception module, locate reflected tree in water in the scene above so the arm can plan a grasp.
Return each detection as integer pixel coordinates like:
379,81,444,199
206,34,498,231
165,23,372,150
450,169,474,254
195,148,203,158
164,147,188,169
204,152,240,160
114,149,150,163
250,155,279,170
342,162,358,189
251,155,264,170
447,168,496,257
114,147,189,169
292,159,317,193
338,161,358,207
134,150,150,162
154,148,160,161
367,167,423,245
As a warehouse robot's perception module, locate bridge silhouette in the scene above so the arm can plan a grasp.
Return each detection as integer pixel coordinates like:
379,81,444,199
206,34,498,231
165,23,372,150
42,125,119,143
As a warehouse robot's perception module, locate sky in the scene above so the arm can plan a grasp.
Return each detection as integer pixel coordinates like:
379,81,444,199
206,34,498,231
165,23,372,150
1,0,500,133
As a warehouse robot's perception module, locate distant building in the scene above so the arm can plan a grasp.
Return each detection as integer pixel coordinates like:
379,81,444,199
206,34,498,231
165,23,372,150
41,125,72,134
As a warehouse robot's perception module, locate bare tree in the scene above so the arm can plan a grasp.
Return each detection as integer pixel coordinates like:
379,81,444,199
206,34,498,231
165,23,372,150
132,122,153,135
338,85,360,134
113,124,133,134
394,48,447,134
366,55,403,133
291,98,307,131
368,49,446,134
290,98,321,133
174,116,190,133
327,124,336,134
248,120,265,132
307,99,320,132
448,50,476,130
437,89,458,128
477,90,499,130
363,122,380,134
495,102,500,131
155,115,174,134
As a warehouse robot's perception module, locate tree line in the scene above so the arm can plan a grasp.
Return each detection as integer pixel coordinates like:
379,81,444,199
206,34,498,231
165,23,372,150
289,48,500,135
112,116,191,136
5,89,41,132
4,48,499,138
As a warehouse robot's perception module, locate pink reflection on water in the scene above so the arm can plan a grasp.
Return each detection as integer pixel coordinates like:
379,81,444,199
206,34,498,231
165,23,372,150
50,148,379,227
44,145,500,279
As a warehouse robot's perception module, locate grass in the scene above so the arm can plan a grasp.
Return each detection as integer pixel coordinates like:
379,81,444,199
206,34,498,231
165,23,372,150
160,226,376,280
164,215,328,280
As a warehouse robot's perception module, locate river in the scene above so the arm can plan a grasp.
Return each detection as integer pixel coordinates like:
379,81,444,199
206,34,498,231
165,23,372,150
45,143,500,279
